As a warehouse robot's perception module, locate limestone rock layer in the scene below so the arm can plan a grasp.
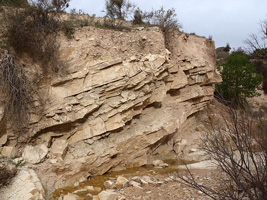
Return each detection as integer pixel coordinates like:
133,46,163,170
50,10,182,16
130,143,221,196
0,26,221,193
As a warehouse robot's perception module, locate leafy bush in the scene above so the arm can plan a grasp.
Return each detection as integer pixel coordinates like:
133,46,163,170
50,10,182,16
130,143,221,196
62,20,76,39
216,53,263,106
252,61,267,94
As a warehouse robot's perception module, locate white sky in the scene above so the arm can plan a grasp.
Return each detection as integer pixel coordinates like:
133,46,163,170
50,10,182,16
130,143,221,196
68,0,267,49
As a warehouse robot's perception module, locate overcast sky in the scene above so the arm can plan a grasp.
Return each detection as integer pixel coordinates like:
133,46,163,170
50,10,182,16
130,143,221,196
68,0,267,49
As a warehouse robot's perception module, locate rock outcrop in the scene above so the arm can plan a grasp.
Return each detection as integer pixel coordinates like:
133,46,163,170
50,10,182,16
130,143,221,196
0,168,45,200
0,25,221,196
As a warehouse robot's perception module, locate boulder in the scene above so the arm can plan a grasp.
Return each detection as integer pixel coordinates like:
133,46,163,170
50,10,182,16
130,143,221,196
1,146,18,158
0,134,7,146
93,196,100,200
84,185,102,194
104,180,115,189
152,160,169,168
127,180,143,190
63,193,82,200
50,139,68,159
140,176,155,184
173,139,187,155
22,145,48,164
115,176,128,188
98,190,119,200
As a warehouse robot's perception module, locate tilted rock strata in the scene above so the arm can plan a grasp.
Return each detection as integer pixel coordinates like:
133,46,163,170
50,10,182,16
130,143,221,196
0,26,220,195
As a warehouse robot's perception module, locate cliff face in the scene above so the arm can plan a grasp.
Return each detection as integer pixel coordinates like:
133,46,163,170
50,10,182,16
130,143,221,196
0,26,221,192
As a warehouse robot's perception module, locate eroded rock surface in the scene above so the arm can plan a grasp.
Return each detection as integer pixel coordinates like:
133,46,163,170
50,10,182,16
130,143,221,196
0,168,45,200
0,26,221,195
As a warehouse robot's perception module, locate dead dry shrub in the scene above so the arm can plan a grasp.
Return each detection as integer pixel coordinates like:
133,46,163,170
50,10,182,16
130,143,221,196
0,1,71,131
2,0,70,73
105,0,135,20
176,102,267,200
132,7,182,48
0,51,32,129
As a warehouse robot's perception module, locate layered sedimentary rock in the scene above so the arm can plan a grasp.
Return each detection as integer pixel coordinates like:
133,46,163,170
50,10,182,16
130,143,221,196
0,169,45,200
0,26,221,195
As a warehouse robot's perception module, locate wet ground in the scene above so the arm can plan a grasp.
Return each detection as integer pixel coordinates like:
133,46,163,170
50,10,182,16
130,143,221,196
50,159,215,199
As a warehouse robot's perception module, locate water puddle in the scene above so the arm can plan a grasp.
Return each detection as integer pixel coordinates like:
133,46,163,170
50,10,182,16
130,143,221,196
50,159,190,199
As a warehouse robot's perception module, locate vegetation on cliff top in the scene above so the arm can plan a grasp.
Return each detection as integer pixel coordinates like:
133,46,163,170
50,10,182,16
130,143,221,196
0,0,70,129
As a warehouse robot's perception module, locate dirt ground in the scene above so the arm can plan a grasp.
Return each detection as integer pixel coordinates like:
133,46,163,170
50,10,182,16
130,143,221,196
117,169,216,200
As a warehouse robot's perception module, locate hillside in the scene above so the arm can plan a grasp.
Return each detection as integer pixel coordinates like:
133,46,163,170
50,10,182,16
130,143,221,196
0,12,222,199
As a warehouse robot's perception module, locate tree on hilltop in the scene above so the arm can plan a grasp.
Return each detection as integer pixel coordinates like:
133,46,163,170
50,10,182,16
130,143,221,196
105,0,135,20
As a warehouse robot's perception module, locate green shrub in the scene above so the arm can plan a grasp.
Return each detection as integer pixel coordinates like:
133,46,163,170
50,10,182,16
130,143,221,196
216,53,263,106
62,21,75,39
252,61,267,94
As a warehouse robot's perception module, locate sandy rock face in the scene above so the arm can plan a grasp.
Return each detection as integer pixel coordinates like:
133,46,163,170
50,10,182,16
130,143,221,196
50,139,68,159
98,190,119,200
22,145,48,164
0,169,45,200
0,26,220,194
0,157,17,187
